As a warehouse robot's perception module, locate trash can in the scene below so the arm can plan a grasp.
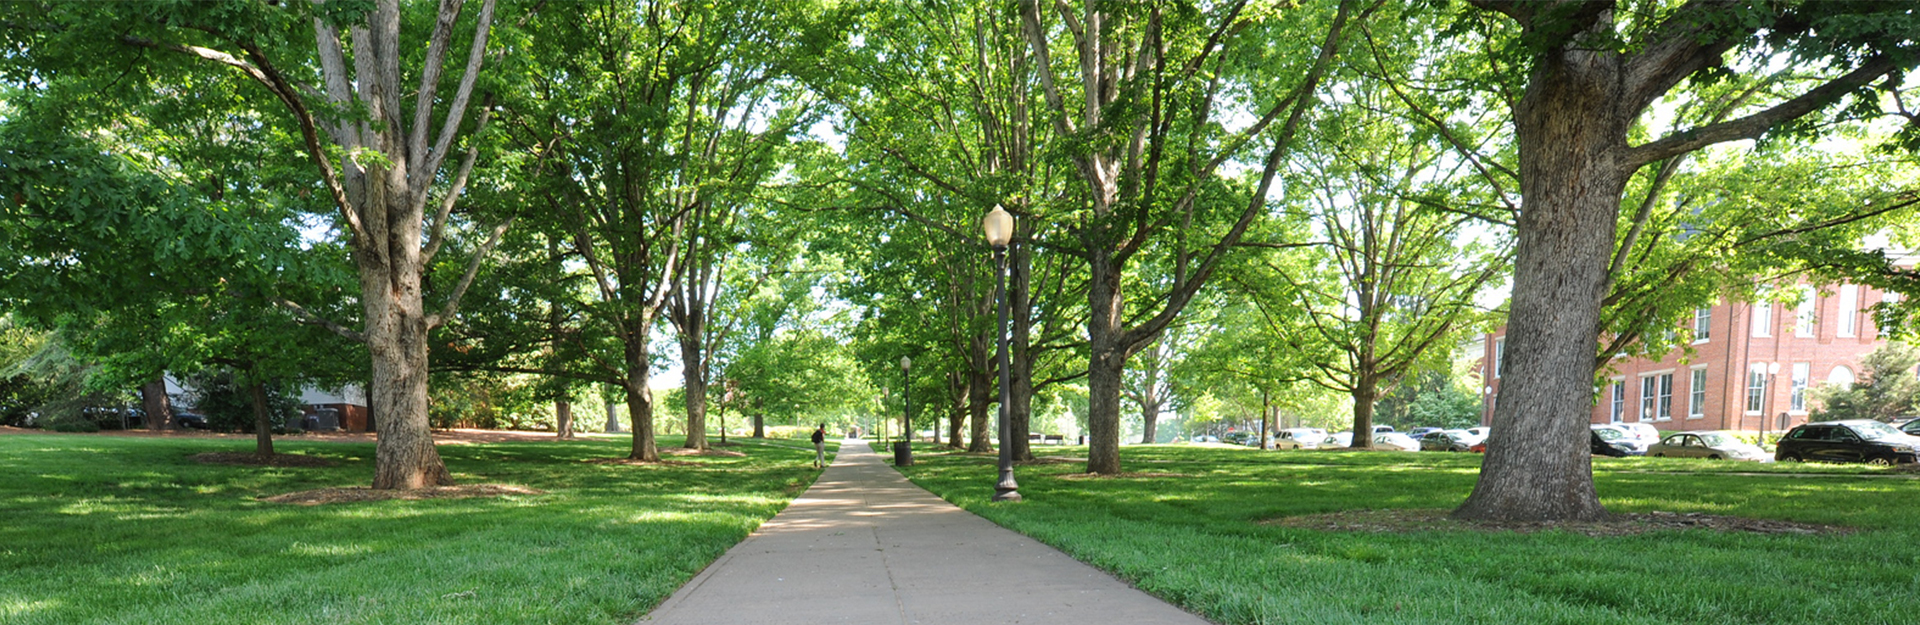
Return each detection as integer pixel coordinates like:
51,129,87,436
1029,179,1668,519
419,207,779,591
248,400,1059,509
893,441,913,466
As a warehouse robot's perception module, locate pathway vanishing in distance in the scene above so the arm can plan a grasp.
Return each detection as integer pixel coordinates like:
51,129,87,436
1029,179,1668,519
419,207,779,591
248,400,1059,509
640,439,1213,625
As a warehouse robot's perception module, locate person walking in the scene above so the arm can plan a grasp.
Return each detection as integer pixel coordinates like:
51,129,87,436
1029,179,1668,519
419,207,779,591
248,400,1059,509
811,424,827,469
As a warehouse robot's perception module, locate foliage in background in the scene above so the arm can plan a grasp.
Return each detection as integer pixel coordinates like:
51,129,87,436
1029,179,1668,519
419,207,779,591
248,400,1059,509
1812,342,1920,422
179,368,303,433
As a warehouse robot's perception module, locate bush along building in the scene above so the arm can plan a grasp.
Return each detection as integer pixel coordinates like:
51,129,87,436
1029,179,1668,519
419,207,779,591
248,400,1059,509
1482,280,1905,437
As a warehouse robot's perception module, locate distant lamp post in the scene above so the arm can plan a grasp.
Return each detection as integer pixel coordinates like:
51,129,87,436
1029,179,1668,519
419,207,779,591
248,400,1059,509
1761,361,1782,441
896,356,914,466
984,205,1020,502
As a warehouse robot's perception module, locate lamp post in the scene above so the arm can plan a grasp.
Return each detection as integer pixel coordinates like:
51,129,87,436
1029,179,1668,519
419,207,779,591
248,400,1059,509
984,205,1021,502
896,356,914,466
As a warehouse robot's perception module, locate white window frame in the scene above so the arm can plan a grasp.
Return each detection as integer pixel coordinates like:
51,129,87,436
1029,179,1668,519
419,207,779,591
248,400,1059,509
1795,287,1816,338
1790,362,1810,413
1838,284,1858,337
1751,302,1772,337
1688,366,1707,419
1656,373,1674,421
1692,307,1711,343
1745,368,1767,414
1610,378,1626,423
1640,375,1659,422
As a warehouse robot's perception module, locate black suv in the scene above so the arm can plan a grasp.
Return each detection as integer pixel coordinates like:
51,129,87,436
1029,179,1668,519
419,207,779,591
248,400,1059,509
1775,420,1920,465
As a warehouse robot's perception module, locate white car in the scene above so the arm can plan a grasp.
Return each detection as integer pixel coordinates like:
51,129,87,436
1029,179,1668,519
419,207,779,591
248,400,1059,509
1323,431,1354,448
1372,432,1422,451
1613,422,1661,446
1465,427,1490,439
1272,428,1329,449
1591,424,1650,455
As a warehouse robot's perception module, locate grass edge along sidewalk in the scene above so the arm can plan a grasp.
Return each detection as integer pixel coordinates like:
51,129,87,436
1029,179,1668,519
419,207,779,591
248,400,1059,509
0,433,834,625
897,443,1920,625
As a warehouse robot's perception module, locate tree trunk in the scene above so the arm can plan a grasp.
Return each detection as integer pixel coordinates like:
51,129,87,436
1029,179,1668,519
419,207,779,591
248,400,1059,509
624,341,659,461
1008,245,1035,461
947,371,967,449
555,400,572,439
752,413,765,438
603,385,623,433
249,381,274,459
967,359,993,453
679,332,708,450
1349,375,1378,449
1085,251,1126,474
367,273,450,488
140,377,172,431
1454,47,1625,522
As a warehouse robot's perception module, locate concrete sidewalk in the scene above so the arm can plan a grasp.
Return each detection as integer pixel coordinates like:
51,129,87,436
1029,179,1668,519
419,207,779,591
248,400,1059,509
641,439,1212,625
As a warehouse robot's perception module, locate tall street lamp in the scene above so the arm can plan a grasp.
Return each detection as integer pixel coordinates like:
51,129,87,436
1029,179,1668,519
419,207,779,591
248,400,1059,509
984,205,1021,502
897,356,914,466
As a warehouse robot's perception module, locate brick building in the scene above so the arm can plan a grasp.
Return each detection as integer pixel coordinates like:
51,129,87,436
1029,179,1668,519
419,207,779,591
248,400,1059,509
1480,281,1901,435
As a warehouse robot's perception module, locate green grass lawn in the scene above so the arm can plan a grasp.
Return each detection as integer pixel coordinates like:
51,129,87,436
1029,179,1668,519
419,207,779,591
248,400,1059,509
0,432,834,624
899,443,1920,624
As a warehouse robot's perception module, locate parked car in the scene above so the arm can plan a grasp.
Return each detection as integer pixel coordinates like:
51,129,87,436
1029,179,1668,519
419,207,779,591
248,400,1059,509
1775,420,1920,465
1468,440,1487,453
1613,422,1662,446
1324,431,1353,448
1591,427,1643,457
1223,431,1257,446
1591,424,1650,455
1898,419,1920,438
1372,425,1396,433
1273,428,1328,450
1407,426,1444,438
174,412,208,429
1465,426,1490,439
1646,430,1770,461
1190,435,1221,444
1373,432,1422,452
1421,429,1481,452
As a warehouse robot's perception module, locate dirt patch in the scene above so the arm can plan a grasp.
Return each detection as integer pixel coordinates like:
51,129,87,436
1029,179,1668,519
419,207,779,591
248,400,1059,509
662,447,747,458
1058,471,1193,480
583,457,703,467
263,484,546,506
192,452,338,468
1265,508,1847,537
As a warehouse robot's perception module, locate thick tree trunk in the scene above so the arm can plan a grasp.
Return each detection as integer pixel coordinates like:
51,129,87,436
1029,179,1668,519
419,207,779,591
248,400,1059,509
555,400,572,439
967,360,993,453
603,386,623,433
1085,252,1126,474
752,414,765,438
249,381,274,459
1349,376,1378,449
140,378,172,431
1008,245,1035,461
946,372,966,449
366,268,450,488
1454,48,1625,522
624,341,659,461
678,317,708,450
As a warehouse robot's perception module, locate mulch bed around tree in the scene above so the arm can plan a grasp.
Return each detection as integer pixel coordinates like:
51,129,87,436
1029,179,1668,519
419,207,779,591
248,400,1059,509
192,452,338,468
1058,471,1194,480
1264,508,1848,537
584,457,703,466
662,447,747,458
262,484,546,506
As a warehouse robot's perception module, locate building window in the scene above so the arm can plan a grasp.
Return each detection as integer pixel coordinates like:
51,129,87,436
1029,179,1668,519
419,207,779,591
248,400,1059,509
1688,367,1707,419
1751,302,1771,337
1656,373,1673,420
1838,284,1858,337
1829,366,1854,389
1610,380,1626,423
1693,307,1711,342
1493,338,1504,379
1640,376,1658,422
1795,287,1816,337
1746,369,1767,413
1790,362,1810,413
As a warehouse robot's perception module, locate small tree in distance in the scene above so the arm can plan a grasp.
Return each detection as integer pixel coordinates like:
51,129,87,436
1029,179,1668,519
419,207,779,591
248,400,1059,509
1812,343,1920,423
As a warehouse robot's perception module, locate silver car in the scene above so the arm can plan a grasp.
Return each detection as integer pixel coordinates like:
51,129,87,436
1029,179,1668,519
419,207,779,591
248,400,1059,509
1646,430,1770,461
